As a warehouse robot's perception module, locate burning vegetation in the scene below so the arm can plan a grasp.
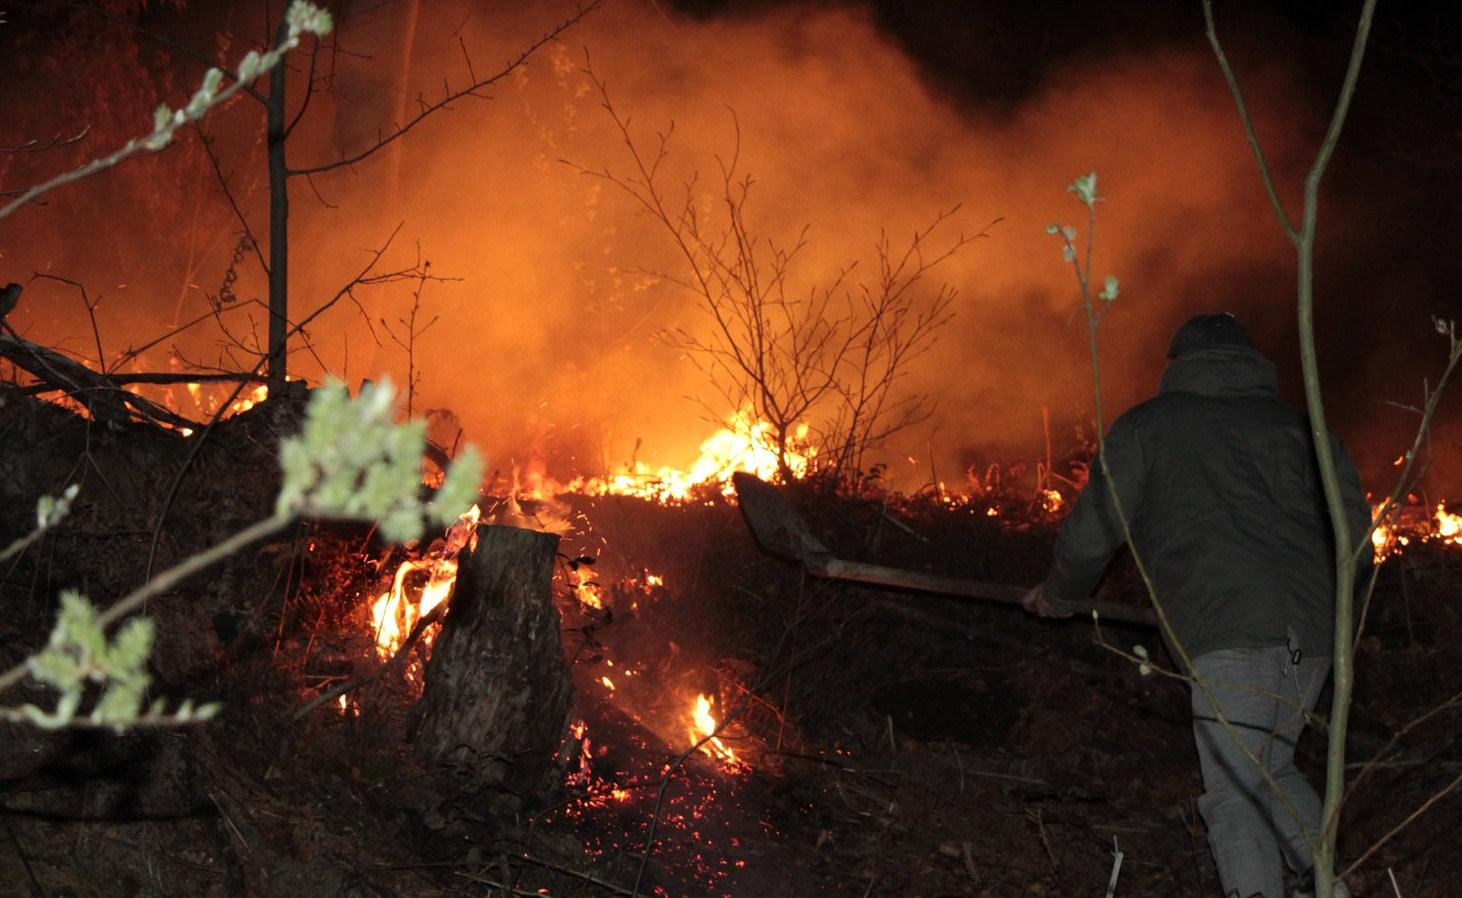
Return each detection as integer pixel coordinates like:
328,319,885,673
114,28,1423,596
2,1,1461,895
1,364,1460,896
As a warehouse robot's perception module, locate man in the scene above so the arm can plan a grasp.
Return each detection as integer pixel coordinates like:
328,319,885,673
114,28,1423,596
1022,313,1370,898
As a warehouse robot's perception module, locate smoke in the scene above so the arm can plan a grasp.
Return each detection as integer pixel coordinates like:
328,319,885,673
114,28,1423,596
1,1,1454,495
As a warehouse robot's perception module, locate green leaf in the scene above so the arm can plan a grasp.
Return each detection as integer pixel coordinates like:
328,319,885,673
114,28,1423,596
1068,171,1099,207
431,446,485,526
93,677,148,727
104,617,154,676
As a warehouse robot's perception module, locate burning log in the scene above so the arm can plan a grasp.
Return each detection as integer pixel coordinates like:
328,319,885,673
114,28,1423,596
413,523,573,802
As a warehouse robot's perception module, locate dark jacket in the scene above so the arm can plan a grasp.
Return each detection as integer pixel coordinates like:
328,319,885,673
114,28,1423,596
1042,346,1371,662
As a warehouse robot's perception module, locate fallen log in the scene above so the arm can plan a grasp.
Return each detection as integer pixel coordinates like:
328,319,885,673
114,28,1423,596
413,524,573,801
0,329,203,431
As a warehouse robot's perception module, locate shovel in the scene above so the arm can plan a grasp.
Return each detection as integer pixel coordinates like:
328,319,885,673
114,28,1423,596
731,472,1157,628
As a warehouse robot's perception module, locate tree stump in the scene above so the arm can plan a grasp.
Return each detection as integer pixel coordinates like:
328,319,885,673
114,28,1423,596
413,524,573,799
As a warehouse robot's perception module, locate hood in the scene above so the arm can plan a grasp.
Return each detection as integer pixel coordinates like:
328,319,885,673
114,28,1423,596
1158,346,1278,399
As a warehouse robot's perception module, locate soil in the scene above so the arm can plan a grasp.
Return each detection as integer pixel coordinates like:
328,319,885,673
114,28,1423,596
0,386,1458,898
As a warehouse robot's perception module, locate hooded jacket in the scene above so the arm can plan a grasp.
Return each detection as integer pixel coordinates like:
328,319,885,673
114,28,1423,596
1042,345,1371,662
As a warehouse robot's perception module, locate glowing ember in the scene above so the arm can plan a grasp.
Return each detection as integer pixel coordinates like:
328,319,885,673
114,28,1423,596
369,503,482,659
688,693,743,770
600,676,616,691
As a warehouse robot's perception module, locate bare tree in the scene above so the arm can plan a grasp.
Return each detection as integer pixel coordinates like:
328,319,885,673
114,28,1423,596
572,65,989,486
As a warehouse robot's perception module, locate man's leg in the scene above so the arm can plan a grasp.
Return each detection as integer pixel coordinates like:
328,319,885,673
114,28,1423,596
1267,654,1331,889
1191,648,1288,898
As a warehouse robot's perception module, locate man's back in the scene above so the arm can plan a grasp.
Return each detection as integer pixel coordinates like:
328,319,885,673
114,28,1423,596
1044,342,1370,660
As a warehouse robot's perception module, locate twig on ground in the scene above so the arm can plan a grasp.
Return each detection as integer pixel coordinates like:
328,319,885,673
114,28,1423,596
1104,836,1124,898
453,870,556,898
961,841,980,884
516,853,636,897
290,600,447,721
1341,767,1462,881
1028,807,1057,871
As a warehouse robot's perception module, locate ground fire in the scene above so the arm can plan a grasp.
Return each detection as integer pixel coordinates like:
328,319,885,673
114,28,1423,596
2,2,1459,893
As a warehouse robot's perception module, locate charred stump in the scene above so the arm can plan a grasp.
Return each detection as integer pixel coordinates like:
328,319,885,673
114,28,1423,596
413,524,572,801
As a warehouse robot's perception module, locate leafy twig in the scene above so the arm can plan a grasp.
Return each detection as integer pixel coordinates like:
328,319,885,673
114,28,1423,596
0,2,334,222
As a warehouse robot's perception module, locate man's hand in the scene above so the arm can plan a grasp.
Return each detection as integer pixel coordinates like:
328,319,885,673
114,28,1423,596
1021,584,1074,619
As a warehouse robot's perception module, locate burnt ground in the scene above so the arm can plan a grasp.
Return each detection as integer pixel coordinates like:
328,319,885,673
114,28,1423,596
0,386,1459,898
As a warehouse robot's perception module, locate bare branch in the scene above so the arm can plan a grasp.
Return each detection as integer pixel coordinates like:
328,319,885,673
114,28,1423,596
289,2,601,177
1,127,91,155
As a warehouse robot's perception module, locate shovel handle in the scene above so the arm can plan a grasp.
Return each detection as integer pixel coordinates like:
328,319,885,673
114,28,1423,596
808,556,1157,628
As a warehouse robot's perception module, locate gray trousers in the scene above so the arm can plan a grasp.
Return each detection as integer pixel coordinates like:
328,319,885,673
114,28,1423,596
1190,646,1331,898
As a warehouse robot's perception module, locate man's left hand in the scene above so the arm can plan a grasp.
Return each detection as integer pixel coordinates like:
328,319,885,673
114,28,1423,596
1021,584,1074,619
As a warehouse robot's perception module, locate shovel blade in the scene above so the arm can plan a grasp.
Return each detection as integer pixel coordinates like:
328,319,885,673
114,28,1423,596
731,471,828,561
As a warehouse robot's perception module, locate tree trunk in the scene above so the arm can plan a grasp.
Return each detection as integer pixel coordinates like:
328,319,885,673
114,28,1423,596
413,524,573,801
266,16,290,396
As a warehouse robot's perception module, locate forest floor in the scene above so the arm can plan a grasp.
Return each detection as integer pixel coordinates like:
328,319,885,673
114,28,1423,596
0,388,1458,898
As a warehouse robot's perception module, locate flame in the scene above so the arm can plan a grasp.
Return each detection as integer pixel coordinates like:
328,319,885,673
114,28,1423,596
688,693,743,770
1370,499,1459,560
1435,503,1461,545
564,407,815,503
369,503,482,659
229,384,269,415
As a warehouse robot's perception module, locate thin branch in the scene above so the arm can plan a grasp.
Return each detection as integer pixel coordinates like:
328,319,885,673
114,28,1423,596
284,36,324,138
1202,1,1300,243
1340,769,1462,881
1,127,92,154
289,1,601,177
60,2,268,106
142,224,415,582
0,17,324,221
196,127,269,276
0,514,293,698
20,371,262,394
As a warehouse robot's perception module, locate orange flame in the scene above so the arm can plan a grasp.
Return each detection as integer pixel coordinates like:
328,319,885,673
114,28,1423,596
369,503,481,659
1370,500,1460,560
1433,503,1460,545
565,407,815,503
688,693,743,770
228,384,269,416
